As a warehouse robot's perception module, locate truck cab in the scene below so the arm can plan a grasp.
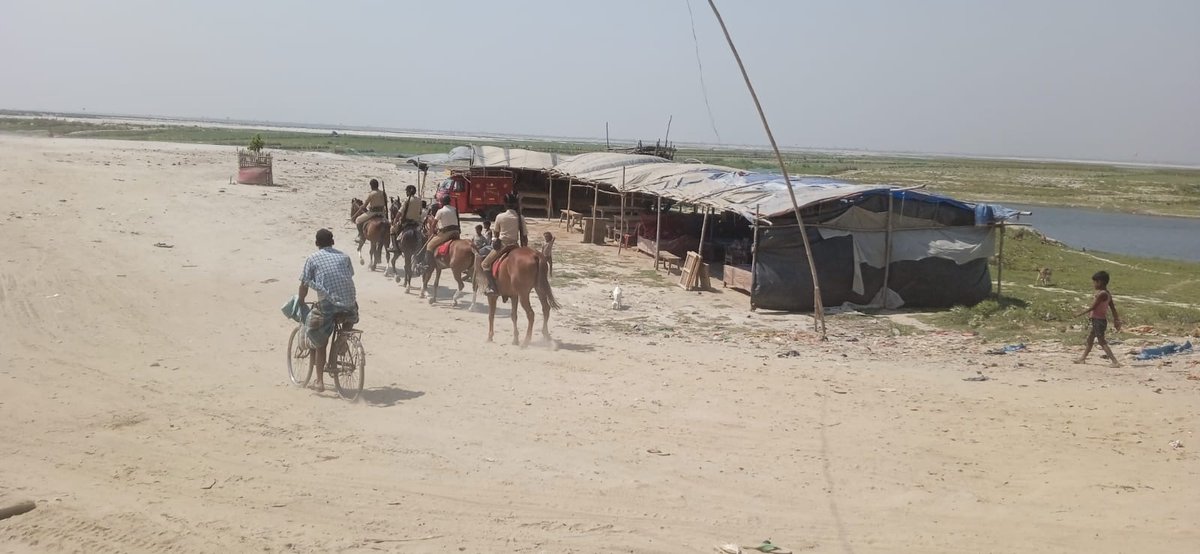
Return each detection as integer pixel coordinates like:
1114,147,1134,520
436,167,515,222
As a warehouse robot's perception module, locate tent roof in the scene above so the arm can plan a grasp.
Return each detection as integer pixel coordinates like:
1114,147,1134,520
548,152,886,221
418,146,1015,224
472,145,574,170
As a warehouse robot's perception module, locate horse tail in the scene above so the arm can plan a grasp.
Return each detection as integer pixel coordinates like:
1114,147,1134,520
535,253,560,310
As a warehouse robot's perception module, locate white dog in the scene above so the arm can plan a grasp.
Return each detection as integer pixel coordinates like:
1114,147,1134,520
611,285,623,310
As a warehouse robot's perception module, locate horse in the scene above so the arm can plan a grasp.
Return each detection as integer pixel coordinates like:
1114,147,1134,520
388,219,424,292
350,198,388,271
420,239,476,306
486,246,559,347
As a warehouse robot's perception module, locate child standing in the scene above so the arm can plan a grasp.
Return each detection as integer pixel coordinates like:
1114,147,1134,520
1074,270,1122,367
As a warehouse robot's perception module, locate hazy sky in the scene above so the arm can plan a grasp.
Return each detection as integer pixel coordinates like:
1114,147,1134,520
2,0,1198,164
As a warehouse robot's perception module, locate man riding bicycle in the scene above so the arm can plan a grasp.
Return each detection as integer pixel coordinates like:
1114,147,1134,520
298,229,359,393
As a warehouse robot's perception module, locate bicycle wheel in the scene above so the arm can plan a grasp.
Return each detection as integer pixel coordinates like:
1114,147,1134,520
331,331,365,401
286,325,313,387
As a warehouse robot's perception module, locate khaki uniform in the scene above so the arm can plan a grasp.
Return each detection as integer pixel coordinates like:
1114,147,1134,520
425,205,461,253
355,190,387,225
481,209,524,272
398,196,423,225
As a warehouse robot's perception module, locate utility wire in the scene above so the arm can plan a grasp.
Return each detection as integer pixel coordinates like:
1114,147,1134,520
685,0,722,144
705,0,827,338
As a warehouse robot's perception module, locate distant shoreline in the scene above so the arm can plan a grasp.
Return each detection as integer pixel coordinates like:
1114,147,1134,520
3,108,1198,170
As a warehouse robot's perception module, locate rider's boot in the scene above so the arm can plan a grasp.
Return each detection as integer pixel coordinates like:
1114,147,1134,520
485,268,499,296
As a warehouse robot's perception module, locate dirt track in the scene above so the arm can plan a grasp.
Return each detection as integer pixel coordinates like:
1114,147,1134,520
1,135,1197,553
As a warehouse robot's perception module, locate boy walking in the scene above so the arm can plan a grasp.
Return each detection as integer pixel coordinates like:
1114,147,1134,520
1074,270,1122,367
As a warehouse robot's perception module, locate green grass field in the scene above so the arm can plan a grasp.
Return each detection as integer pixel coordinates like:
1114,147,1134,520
4,115,1198,217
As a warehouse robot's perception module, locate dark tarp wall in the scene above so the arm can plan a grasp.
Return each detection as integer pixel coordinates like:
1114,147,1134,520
751,226,993,311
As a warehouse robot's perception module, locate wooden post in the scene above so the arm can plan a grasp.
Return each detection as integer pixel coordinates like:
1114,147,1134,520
564,178,573,228
617,167,627,255
698,206,710,261
996,225,1005,298
750,204,760,310
881,191,894,308
546,175,554,221
654,195,663,271
590,182,600,242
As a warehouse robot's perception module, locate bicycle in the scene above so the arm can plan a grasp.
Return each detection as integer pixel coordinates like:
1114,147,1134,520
287,305,365,401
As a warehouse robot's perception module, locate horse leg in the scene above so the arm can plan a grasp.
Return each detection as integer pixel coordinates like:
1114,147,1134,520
519,291,535,347
468,262,480,311
403,253,413,293
487,295,498,342
451,268,466,307
540,293,552,340
429,267,442,304
419,266,431,298
510,293,521,346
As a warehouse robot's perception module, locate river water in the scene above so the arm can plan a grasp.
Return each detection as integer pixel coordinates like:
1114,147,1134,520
1003,204,1200,262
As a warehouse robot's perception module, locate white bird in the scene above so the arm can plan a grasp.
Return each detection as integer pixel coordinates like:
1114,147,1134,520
611,285,623,310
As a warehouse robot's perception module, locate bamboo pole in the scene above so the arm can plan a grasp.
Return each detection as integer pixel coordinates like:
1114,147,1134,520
617,167,626,255
698,207,710,262
881,192,894,308
654,195,663,271
750,204,760,311
546,175,554,222
707,0,826,339
565,177,573,229
590,181,600,243
996,225,1005,298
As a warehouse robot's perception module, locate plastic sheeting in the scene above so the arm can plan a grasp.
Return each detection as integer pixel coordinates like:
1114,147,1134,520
752,227,993,311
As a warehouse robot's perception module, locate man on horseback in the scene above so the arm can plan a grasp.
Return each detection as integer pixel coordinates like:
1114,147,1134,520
481,192,527,295
397,185,423,229
419,193,461,266
353,179,387,246
298,229,358,393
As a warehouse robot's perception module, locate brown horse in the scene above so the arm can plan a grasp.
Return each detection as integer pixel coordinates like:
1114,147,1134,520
486,247,559,347
420,239,476,306
350,198,388,271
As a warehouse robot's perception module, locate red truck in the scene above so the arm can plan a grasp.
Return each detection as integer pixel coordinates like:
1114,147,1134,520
435,167,515,222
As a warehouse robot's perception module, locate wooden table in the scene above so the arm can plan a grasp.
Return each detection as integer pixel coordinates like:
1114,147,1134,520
559,209,583,232
656,252,682,273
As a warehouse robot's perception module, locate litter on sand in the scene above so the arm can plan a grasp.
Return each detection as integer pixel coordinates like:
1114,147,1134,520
987,343,1026,355
963,372,990,382
1135,341,1192,361
153,242,174,248
714,540,794,554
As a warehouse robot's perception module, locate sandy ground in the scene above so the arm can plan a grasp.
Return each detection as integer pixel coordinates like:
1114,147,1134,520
1,135,1197,553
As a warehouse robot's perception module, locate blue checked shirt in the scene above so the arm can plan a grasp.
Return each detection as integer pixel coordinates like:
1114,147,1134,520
300,247,357,307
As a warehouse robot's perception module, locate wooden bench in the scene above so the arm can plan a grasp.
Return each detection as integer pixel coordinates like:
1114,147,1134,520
559,209,583,232
656,252,682,273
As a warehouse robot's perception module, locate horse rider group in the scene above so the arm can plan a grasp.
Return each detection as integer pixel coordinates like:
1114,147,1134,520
352,178,527,296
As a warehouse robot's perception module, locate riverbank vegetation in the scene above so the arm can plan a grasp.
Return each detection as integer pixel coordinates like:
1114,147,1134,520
923,227,1200,342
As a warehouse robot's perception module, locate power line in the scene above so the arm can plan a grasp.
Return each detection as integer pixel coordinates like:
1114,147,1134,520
685,0,722,144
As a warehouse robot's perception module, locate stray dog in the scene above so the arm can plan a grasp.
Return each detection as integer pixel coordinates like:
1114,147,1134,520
541,231,555,277
611,285,623,310
1036,267,1053,286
